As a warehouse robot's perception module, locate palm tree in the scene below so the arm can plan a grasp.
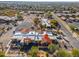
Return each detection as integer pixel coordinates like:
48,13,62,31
71,48,79,57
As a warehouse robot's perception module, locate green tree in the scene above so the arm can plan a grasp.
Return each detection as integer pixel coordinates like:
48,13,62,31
17,15,23,21
48,44,59,54
51,24,56,29
0,51,5,57
56,49,71,57
33,18,40,26
46,11,52,19
69,24,77,31
50,20,58,26
28,46,39,57
71,48,79,57
50,20,58,28
16,11,23,21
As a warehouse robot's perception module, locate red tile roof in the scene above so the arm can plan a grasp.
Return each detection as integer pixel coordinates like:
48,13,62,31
42,34,52,44
19,28,29,33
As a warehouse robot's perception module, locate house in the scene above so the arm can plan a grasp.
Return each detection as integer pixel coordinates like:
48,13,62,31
69,17,75,20
56,13,62,17
28,11,44,14
12,30,54,41
62,11,70,13
41,18,51,27
20,38,32,44
13,31,23,39
19,28,29,33
0,16,17,21
61,16,66,20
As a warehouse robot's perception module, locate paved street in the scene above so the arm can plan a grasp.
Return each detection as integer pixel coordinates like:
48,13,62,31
0,14,34,47
0,27,16,46
1,13,35,56
52,12,79,48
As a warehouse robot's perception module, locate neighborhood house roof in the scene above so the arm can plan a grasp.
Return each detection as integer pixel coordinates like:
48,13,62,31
19,28,29,33
0,16,16,20
61,16,66,20
41,18,51,26
13,31,53,40
69,17,75,20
